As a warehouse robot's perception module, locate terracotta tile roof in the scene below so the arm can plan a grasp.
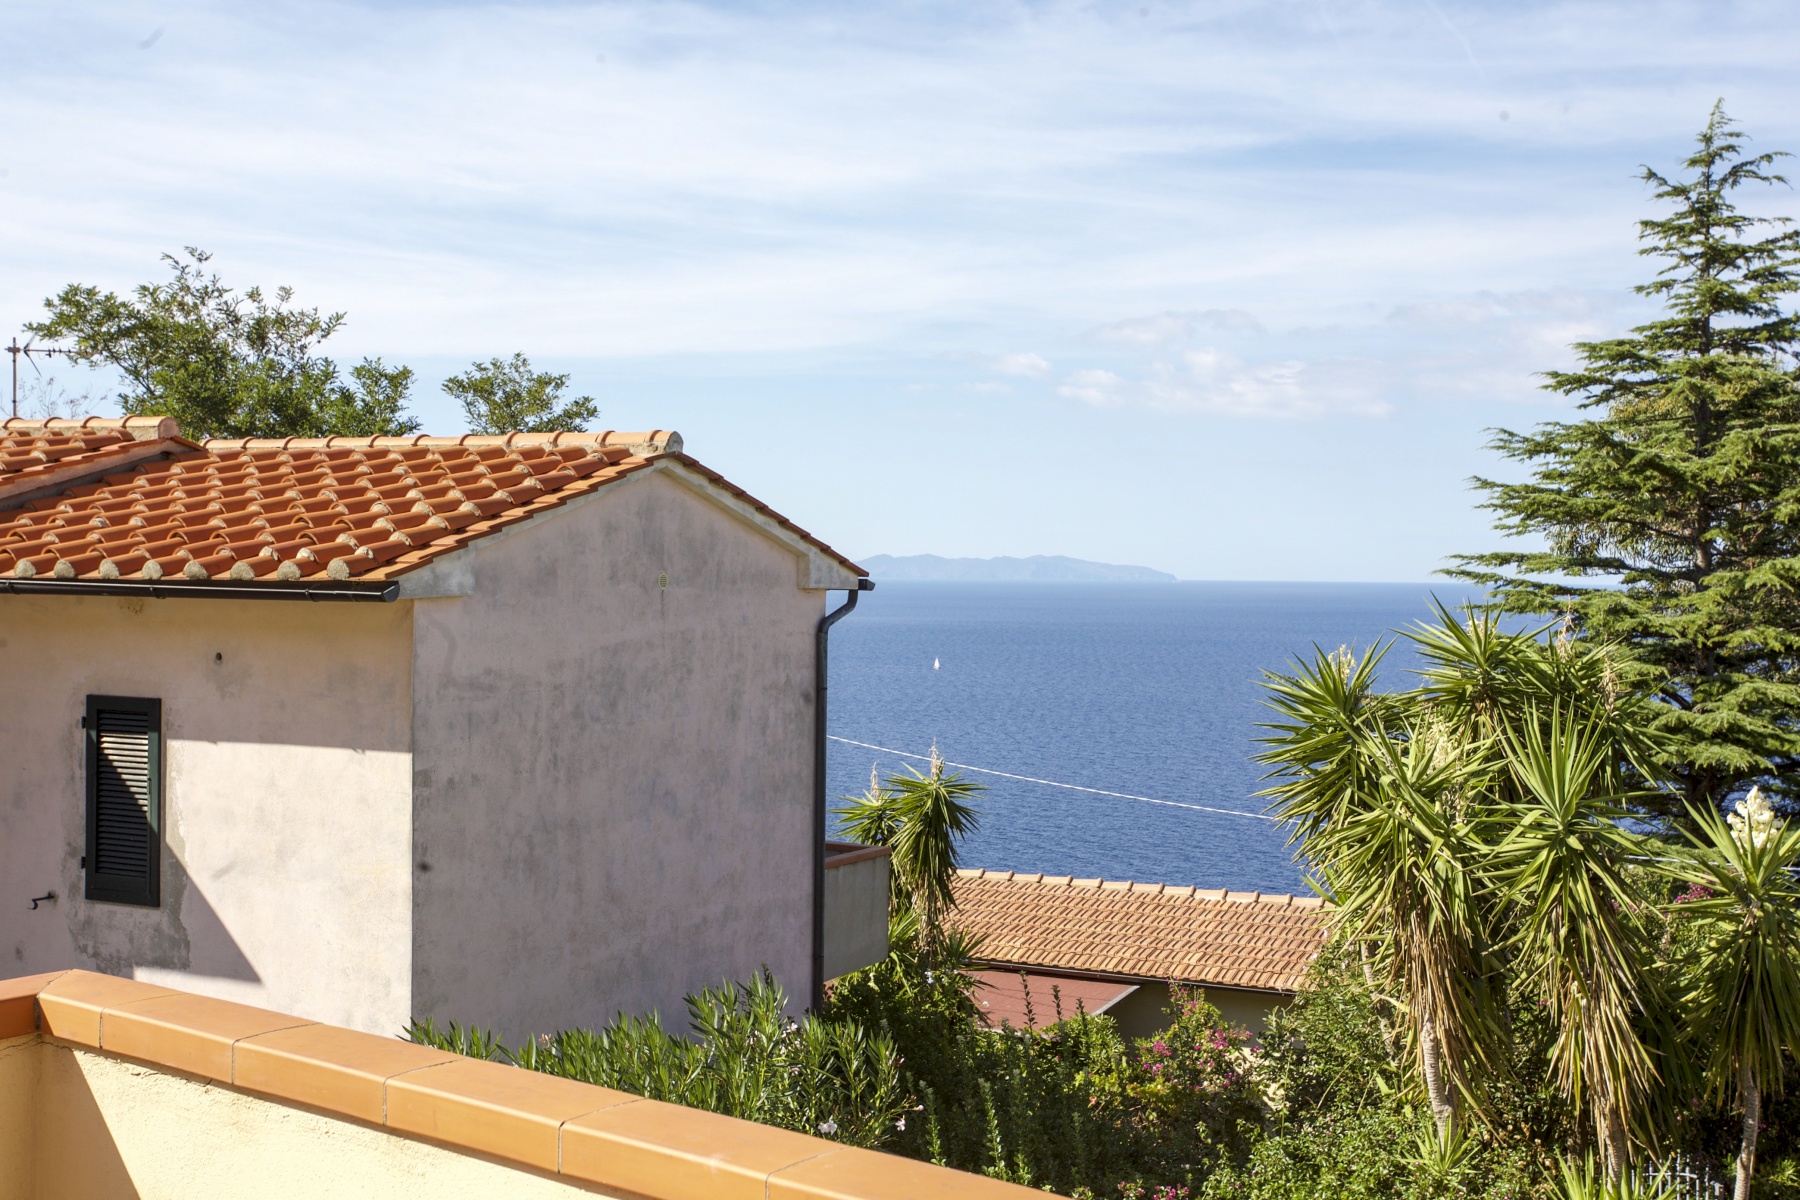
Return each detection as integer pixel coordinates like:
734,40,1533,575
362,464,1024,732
970,969,1137,1029
0,418,862,586
952,869,1329,994
0,416,181,501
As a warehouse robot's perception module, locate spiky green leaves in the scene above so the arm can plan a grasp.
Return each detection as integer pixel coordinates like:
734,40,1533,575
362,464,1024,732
1258,604,1671,1170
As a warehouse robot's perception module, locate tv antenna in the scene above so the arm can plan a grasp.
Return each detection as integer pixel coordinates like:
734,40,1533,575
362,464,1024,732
8,336,79,420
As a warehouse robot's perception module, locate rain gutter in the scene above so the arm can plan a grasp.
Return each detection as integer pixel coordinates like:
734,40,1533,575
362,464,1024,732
0,578,399,602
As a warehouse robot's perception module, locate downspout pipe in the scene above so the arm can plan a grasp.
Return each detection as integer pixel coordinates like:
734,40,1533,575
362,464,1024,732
813,576,875,1011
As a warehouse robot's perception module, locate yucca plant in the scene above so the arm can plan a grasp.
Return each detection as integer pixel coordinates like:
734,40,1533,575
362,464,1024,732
1258,640,1415,1060
1488,712,1663,1180
1262,604,1675,1174
1260,635,1506,1141
835,746,982,967
1304,725,1506,1141
1407,602,1663,794
1557,1153,1678,1200
1667,789,1800,1200
1257,639,1399,846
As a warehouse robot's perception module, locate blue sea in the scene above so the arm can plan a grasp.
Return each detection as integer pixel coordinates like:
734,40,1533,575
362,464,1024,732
825,581,1491,895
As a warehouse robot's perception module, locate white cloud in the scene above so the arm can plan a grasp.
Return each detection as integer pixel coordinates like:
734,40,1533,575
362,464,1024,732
1061,350,1390,419
1387,288,1631,405
1149,350,1391,418
1057,282,1639,419
3,0,1793,365
1093,310,1265,345
991,352,1052,379
1058,369,1127,407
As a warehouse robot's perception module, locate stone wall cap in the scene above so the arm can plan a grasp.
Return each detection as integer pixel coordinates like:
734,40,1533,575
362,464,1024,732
3,969,1036,1199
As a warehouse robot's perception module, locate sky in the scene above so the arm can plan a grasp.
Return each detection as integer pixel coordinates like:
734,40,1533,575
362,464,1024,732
4,1,1798,581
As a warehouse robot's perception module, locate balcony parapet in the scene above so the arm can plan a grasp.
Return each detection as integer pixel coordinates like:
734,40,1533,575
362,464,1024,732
0,969,1038,1199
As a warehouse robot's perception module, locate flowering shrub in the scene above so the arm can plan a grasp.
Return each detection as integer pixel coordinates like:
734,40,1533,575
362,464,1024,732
1095,986,1268,1172
1673,883,1715,905
1116,1182,1192,1200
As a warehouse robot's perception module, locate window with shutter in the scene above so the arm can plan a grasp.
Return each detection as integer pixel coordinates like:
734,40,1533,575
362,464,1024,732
85,695,162,907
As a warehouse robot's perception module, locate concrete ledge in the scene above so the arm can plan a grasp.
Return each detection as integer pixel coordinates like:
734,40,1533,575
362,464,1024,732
4,970,1037,1200
824,842,893,870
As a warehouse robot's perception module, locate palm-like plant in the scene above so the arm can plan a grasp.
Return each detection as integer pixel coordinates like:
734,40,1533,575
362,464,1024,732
1408,602,1661,789
1489,713,1662,1179
1668,790,1800,1200
1261,605,1673,1168
835,748,983,966
1414,607,1673,1174
835,767,909,910
1556,1153,1678,1200
1261,639,1505,1139
1257,640,1398,845
1305,724,1504,1139
889,748,983,953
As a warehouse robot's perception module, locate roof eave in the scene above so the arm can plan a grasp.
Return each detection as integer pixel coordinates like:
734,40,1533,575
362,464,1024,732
968,959,1302,996
647,456,866,589
0,577,398,602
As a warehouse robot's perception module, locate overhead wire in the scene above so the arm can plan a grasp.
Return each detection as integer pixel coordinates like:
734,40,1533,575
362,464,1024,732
827,735,1281,822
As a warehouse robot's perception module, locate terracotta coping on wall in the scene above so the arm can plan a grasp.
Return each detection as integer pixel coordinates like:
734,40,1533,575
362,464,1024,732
824,841,893,870
0,969,1038,1200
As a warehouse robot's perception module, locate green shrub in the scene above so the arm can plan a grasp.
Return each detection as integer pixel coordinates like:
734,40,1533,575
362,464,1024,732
408,970,906,1148
1194,939,1558,1200
827,944,1136,1190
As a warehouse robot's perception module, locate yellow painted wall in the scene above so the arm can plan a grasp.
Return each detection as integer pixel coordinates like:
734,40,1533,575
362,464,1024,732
1107,983,1293,1041
0,1035,38,1200
2,1035,620,1199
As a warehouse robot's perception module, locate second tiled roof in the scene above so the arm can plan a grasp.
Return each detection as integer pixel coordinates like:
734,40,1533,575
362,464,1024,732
952,869,1329,993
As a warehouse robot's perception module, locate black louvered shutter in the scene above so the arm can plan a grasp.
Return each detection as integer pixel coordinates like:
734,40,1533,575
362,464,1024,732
85,696,162,907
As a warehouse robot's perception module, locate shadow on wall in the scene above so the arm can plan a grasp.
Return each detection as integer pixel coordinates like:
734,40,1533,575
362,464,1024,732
68,858,259,984
32,1043,141,1198
176,872,258,982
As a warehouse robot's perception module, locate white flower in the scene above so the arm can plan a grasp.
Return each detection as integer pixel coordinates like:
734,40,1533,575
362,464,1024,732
818,1119,838,1136
896,1116,907,1131
1729,787,1778,849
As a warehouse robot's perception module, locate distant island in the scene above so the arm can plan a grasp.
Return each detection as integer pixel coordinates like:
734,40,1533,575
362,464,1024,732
861,554,1177,582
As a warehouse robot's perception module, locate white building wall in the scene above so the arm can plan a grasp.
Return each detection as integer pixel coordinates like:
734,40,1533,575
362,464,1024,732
408,468,824,1039
0,594,415,1034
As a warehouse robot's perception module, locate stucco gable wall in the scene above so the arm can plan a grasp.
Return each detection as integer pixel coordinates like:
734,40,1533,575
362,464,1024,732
409,468,824,1039
0,595,415,1034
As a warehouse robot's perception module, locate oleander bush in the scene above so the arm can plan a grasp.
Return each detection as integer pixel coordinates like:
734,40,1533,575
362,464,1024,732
407,970,907,1148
